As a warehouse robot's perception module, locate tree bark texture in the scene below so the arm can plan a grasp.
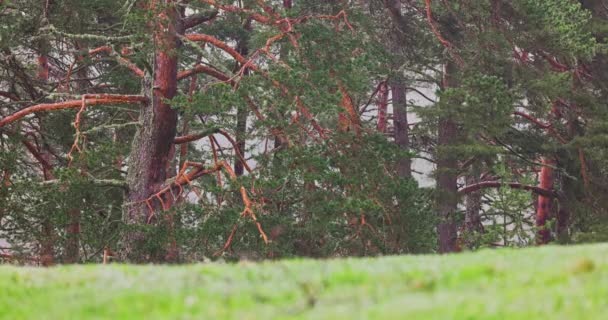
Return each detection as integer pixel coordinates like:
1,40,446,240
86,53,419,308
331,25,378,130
121,0,182,262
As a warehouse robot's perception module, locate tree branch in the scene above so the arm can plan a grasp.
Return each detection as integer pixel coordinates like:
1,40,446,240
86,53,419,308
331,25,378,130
174,127,221,144
88,46,145,78
183,10,219,29
0,95,147,127
458,181,557,198
41,178,128,189
177,64,232,82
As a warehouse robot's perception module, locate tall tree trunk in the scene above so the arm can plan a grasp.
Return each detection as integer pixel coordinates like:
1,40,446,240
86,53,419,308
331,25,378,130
64,208,81,263
234,18,252,177
234,104,247,177
391,82,411,178
273,0,293,150
121,1,182,262
384,0,411,176
38,3,55,264
536,158,555,245
377,82,388,133
64,43,90,264
464,165,483,248
436,61,460,253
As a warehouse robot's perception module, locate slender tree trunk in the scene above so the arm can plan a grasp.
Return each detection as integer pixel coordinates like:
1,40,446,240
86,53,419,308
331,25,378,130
391,82,411,178
536,158,555,245
464,165,483,248
273,0,293,150
39,144,55,266
234,104,247,177
64,43,91,264
377,82,388,133
384,0,411,176
234,18,252,177
64,208,80,263
38,5,55,263
121,0,182,262
436,61,460,253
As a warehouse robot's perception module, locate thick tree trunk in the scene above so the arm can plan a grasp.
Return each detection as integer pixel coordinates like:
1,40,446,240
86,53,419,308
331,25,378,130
436,61,460,253
536,158,555,245
121,1,182,262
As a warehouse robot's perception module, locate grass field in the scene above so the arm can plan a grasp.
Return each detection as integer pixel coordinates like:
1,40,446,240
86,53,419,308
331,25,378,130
1,244,607,319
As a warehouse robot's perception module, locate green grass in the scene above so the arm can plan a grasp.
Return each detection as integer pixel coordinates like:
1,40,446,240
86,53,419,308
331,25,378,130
1,244,608,319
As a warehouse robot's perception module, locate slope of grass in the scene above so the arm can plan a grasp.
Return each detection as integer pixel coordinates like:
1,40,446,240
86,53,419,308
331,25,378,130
1,244,607,319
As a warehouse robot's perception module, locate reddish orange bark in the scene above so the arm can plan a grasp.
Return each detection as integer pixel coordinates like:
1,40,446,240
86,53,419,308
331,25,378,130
536,158,555,244
37,56,49,80
121,0,183,262
513,111,567,143
177,64,232,82
337,84,361,134
0,95,147,128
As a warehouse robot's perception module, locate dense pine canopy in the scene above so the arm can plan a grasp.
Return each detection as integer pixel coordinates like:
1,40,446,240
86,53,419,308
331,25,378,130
0,0,607,264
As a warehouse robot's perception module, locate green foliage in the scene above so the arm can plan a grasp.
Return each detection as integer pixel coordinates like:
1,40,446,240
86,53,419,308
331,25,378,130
513,0,596,58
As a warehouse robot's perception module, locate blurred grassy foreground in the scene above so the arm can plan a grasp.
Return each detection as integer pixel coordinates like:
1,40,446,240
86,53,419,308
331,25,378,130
1,244,607,319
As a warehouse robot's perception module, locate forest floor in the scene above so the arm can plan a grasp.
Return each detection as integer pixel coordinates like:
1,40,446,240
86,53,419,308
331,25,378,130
1,244,607,319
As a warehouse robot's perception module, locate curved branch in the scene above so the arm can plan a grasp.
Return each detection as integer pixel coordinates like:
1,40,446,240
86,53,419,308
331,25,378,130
174,127,221,144
177,64,232,82
0,95,147,127
88,46,145,78
458,181,557,198
0,91,19,101
424,0,462,65
183,10,219,29
513,111,567,144
217,129,253,173
184,34,249,65
538,52,570,72
21,139,53,173
199,0,271,24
